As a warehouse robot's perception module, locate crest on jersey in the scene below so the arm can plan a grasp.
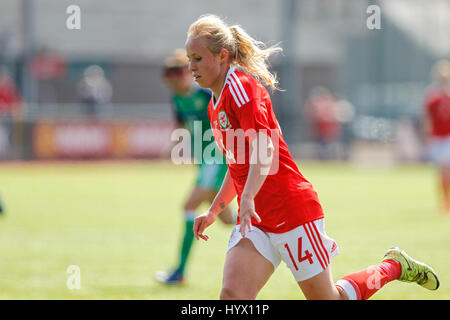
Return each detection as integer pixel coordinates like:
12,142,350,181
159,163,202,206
218,111,230,129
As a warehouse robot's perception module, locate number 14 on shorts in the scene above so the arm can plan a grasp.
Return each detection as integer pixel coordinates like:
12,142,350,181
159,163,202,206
284,237,314,271
277,220,335,280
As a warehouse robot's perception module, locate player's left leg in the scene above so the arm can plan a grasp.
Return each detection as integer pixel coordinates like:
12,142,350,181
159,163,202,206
337,247,439,300
270,218,345,299
298,267,346,300
332,258,402,300
274,218,406,300
298,257,402,300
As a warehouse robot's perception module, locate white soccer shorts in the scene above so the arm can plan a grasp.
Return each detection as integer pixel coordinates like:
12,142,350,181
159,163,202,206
429,136,450,165
227,219,339,282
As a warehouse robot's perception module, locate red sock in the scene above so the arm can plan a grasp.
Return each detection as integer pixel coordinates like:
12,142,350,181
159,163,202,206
336,260,401,300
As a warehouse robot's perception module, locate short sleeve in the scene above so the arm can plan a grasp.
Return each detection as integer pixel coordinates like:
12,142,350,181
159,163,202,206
232,99,272,142
226,71,274,141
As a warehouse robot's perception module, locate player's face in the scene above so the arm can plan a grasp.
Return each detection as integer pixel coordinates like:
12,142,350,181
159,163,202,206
186,36,225,96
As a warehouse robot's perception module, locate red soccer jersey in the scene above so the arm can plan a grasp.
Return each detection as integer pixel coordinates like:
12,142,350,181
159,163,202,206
424,87,450,137
208,67,323,233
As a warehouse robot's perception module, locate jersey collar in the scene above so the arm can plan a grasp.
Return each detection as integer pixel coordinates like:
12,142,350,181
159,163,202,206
212,66,235,110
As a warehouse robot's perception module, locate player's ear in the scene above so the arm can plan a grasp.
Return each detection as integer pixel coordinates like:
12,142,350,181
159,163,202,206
219,48,229,64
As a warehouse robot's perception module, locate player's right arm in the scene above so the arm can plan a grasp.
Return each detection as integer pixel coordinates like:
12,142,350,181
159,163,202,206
193,169,236,241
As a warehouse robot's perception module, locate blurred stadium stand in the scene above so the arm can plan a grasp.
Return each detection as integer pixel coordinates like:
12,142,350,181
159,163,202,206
0,0,448,161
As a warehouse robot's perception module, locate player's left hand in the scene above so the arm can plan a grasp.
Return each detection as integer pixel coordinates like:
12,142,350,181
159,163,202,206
238,195,261,238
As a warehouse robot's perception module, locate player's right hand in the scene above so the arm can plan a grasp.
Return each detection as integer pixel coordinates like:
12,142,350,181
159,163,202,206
193,210,217,241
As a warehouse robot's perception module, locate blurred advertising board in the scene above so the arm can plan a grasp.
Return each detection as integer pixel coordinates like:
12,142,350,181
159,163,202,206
33,120,174,159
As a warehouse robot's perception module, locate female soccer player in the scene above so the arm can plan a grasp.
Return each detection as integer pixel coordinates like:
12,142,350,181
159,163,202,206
187,14,439,300
423,60,450,213
155,49,235,284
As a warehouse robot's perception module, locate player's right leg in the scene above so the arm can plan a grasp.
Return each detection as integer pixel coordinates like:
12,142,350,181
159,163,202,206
221,238,274,300
221,225,280,299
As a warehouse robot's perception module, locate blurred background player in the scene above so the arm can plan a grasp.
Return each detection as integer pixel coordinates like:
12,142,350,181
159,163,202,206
305,86,341,160
0,66,24,215
0,66,23,120
423,60,450,213
155,49,235,284
76,65,113,119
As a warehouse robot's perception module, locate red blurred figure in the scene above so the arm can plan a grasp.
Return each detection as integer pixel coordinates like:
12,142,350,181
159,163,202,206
0,67,23,119
306,86,341,159
423,60,450,213
30,48,66,81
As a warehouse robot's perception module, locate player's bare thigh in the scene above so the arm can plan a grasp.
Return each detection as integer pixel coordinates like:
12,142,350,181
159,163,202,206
221,238,274,300
298,267,347,300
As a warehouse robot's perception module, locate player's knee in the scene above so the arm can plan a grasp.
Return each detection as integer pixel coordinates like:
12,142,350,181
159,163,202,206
219,287,234,300
220,286,254,300
219,287,241,300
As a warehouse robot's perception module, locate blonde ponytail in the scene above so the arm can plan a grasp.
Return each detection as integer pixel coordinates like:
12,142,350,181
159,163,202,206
188,14,283,90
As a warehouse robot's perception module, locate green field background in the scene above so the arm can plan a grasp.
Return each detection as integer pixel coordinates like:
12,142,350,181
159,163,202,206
0,161,449,300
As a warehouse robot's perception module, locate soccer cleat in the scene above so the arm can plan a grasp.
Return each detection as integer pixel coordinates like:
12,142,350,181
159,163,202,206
155,269,185,285
383,247,439,290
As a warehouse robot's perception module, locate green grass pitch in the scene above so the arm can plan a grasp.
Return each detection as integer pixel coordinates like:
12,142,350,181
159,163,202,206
0,160,449,299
